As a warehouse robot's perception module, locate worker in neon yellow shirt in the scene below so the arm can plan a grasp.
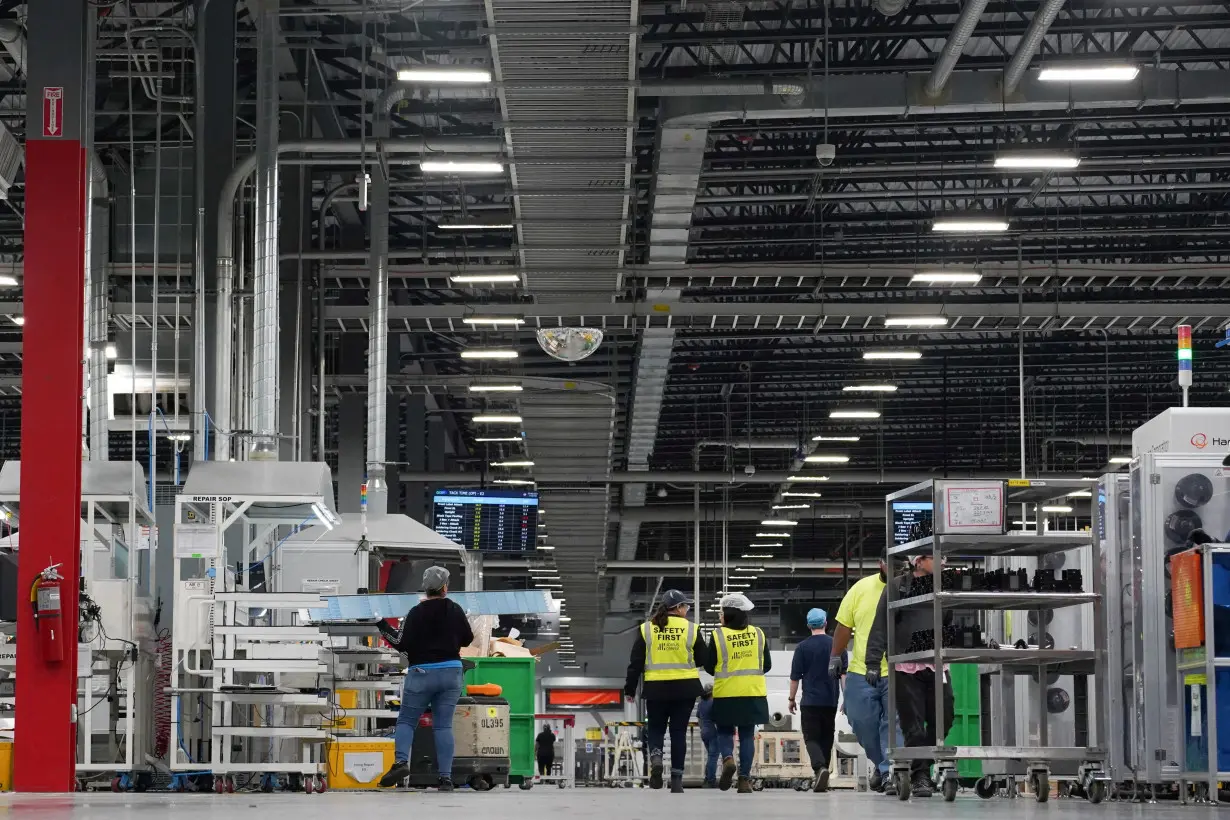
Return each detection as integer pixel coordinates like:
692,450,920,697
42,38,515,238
830,561,892,792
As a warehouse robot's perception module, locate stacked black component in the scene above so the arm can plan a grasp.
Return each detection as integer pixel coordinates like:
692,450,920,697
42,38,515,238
1031,569,1084,593
906,624,986,652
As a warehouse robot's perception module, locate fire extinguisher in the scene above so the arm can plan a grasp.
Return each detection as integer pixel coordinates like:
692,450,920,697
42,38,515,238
29,563,64,663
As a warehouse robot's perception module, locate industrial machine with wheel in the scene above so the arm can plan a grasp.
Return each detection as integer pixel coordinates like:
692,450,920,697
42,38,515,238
406,694,512,791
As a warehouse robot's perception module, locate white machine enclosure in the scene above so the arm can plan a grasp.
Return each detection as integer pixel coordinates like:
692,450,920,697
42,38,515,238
1118,450,1230,784
1095,473,1131,783
1132,407,1230,457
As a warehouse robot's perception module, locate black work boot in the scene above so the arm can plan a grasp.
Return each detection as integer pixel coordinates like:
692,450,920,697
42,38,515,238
437,777,455,792
911,771,934,798
378,761,409,788
812,767,830,793
670,773,684,794
649,751,664,789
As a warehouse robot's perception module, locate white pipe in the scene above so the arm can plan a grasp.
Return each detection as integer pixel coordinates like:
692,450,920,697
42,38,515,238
87,156,110,462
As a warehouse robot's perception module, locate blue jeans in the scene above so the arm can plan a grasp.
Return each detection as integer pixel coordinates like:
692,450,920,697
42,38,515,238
845,672,891,776
716,725,756,777
393,665,464,776
703,736,718,783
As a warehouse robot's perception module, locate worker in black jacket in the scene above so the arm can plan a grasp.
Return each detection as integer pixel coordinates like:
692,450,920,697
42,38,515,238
864,554,954,798
626,589,709,793
376,566,474,791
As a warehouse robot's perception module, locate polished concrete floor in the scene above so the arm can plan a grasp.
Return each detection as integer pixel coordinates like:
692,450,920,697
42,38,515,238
0,789,1221,818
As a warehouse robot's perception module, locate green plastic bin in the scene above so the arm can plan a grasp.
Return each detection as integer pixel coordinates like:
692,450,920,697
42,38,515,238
464,657,536,778
946,664,983,778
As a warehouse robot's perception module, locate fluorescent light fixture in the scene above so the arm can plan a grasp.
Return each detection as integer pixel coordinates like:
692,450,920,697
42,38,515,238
0,275,17,287
731,575,757,581
932,218,1010,233
495,479,535,486
165,432,191,442
534,583,563,589
491,460,534,468
421,160,505,175
726,583,752,590
469,384,522,393
760,520,799,527
10,316,22,326
863,350,923,360
1067,490,1092,498
537,544,555,550
772,504,809,510
756,532,793,538
477,436,523,443
397,67,492,84
910,271,983,284
439,223,514,231
472,414,522,423
843,384,897,393
1109,456,1132,464
735,566,764,572
829,410,880,419
1041,505,1074,514
742,553,774,560
884,316,949,327
1013,520,1037,527
462,317,524,327
105,343,118,360
451,273,521,284
750,542,783,548
993,153,1081,171
812,435,860,443
1038,64,1139,83
804,454,851,463
786,474,831,482
782,492,823,498
460,349,519,360
310,503,335,531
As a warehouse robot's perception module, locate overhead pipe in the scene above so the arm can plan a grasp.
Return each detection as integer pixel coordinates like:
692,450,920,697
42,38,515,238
392,469,1094,485
1002,0,1068,95
87,155,110,462
212,136,502,460
483,559,875,577
192,5,209,462
925,0,992,97
248,0,280,461
366,84,411,515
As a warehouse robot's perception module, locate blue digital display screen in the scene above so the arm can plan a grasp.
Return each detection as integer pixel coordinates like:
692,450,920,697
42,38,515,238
433,489,539,552
892,501,933,545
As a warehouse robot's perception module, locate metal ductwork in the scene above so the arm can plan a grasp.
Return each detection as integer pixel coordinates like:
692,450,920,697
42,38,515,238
484,558,875,577
1002,0,1068,94
87,155,110,462
925,0,991,97
614,292,678,612
210,139,500,461
248,0,280,461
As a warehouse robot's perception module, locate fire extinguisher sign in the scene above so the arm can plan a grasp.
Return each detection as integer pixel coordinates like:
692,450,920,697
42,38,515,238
42,87,64,138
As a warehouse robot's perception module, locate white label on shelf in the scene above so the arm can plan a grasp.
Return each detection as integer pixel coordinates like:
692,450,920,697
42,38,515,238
945,485,1004,529
1192,685,1203,737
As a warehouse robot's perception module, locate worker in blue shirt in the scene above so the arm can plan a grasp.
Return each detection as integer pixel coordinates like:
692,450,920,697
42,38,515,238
788,608,844,792
697,686,718,787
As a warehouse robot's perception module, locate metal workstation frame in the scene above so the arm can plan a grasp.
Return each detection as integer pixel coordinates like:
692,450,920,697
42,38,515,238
0,461,157,783
883,477,1108,803
169,461,340,791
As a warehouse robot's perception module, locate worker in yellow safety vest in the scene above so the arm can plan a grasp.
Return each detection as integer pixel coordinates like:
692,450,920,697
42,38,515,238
626,589,709,793
703,592,771,793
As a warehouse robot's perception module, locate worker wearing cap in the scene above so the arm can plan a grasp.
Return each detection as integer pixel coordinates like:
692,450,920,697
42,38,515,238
377,566,474,790
830,561,891,792
626,589,708,793
865,553,954,799
789,608,844,792
703,592,771,793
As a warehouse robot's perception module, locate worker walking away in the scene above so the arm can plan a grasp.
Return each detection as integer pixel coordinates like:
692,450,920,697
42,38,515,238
704,592,771,794
698,686,718,787
625,589,708,793
377,566,474,791
789,608,843,792
830,561,891,792
535,724,556,780
865,554,955,798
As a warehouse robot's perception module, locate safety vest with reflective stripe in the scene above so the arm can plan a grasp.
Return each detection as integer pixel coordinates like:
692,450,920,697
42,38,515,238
642,616,700,682
712,625,767,698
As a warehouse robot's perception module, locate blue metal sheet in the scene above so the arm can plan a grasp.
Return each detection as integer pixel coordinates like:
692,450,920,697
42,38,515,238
306,589,554,621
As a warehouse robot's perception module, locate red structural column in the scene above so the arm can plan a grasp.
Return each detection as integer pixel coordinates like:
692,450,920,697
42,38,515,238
14,0,92,792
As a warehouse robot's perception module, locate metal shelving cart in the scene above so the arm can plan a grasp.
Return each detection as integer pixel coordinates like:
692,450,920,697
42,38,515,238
884,478,1109,803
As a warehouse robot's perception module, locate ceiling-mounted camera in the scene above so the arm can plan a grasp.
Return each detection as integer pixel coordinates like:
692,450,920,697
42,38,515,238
816,143,836,167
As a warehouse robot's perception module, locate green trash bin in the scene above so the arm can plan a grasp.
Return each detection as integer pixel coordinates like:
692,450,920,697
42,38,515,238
464,657,536,779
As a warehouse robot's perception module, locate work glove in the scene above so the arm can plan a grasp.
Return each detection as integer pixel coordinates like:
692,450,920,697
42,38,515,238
828,656,843,679
865,668,881,686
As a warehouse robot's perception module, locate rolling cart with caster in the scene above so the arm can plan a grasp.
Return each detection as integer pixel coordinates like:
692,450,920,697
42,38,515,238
883,479,1110,803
